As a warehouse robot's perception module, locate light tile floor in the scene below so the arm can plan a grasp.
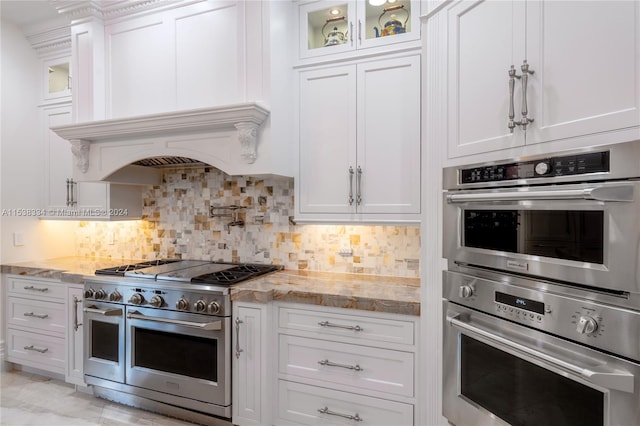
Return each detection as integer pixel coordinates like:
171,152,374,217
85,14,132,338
0,369,198,425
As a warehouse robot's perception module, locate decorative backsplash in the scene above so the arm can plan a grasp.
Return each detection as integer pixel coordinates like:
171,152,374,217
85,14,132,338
76,167,421,278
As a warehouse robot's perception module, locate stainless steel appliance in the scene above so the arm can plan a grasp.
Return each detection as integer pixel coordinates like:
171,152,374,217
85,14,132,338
442,142,640,426
83,260,282,426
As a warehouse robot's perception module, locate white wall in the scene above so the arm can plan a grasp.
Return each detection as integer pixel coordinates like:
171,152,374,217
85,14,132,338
1,18,76,264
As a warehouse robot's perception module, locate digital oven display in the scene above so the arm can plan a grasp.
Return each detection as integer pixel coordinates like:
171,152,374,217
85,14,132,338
495,292,545,315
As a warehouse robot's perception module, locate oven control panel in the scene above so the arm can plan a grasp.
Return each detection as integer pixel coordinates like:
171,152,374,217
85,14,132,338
459,151,610,184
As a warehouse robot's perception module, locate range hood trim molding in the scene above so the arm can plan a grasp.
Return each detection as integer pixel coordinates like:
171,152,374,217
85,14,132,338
51,102,270,173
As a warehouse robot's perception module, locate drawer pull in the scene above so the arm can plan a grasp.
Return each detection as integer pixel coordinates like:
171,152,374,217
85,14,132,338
318,359,363,372
23,285,49,292
23,312,49,320
318,320,363,332
318,406,363,422
23,345,48,354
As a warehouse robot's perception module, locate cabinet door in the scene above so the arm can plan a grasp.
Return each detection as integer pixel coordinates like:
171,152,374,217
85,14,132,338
43,104,73,210
357,55,421,214
358,0,421,50
233,304,265,425
298,65,357,214
299,1,356,59
446,0,526,158
525,1,640,144
66,286,84,386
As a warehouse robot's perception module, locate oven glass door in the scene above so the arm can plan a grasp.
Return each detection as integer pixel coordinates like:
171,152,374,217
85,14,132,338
125,306,230,406
84,301,125,383
443,303,640,426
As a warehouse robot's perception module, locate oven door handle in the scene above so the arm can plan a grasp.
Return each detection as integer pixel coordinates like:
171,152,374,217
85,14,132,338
446,184,634,203
127,311,222,331
83,306,123,316
447,312,634,393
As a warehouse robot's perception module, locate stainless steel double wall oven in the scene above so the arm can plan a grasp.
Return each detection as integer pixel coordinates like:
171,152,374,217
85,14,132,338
83,260,281,426
442,141,640,426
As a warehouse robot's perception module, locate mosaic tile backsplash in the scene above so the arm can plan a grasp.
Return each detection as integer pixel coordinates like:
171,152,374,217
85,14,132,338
76,167,421,278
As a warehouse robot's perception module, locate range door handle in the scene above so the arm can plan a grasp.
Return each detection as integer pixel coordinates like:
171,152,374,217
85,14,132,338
447,311,635,393
84,306,122,316
127,311,221,331
446,184,634,203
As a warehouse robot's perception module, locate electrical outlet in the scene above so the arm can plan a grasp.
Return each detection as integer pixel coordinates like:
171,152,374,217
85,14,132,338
13,232,24,246
338,245,353,256
107,232,115,245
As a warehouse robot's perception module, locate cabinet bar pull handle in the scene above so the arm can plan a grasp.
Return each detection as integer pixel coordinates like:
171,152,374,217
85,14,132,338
358,20,362,43
318,406,363,422
69,178,77,206
515,60,535,130
318,320,363,332
348,167,355,205
23,285,49,292
235,317,244,359
318,359,363,371
356,166,362,205
23,312,48,319
66,178,71,206
508,65,520,133
73,295,82,331
350,21,354,46
23,345,48,354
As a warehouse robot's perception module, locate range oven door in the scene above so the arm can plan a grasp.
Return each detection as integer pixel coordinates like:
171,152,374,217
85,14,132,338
125,306,230,408
443,181,640,293
443,301,639,426
84,301,125,383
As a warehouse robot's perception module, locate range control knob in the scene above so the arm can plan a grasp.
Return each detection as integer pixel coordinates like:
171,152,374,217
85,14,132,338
84,288,95,299
535,161,550,176
94,289,107,300
208,301,221,314
194,300,207,312
576,315,599,335
176,298,189,311
459,285,474,299
129,293,144,305
109,290,122,302
149,295,164,308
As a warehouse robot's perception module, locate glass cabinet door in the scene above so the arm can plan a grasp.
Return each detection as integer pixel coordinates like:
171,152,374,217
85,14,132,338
299,1,355,59
298,0,420,59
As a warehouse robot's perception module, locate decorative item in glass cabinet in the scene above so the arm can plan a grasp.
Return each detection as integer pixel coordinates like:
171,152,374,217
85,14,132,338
374,4,409,38
322,16,348,46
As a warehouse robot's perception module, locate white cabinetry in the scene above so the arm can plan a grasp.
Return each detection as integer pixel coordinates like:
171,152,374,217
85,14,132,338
274,304,418,425
444,0,640,159
297,0,421,61
295,54,421,223
66,285,84,386
41,103,145,220
233,302,271,426
5,276,67,375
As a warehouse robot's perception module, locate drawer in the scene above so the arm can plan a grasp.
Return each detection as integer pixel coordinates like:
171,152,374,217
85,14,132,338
279,335,414,397
7,297,66,335
6,276,65,300
7,328,66,374
278,307,415,346
277,380,413,426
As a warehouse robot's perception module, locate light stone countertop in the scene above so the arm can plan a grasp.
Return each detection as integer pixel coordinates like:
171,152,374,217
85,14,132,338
1,257,420,316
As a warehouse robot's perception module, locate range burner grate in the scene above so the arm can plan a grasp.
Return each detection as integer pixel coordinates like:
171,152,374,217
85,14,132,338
191,264,283,285
95,259,181,276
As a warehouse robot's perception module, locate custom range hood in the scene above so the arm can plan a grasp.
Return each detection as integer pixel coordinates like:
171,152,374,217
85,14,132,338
50,102,282,184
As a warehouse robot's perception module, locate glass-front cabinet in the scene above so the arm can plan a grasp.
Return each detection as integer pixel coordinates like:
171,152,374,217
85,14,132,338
298,0,420,59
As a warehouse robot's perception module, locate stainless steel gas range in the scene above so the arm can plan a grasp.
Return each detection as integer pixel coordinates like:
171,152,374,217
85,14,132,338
82,259,282,426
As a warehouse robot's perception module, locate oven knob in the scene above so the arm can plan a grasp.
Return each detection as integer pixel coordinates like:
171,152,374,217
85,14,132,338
459,285,474,299
576,315,599,335
149,295,164,308
535,161,550,176
208,301,221,314
94,289,107,300
84,288,95,299
129,293,144,305
109,290,122,302
194,300,207,312
176,298,189,311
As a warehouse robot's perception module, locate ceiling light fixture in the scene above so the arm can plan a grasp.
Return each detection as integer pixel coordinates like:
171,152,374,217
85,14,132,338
329,8,341,15
369,0,387,6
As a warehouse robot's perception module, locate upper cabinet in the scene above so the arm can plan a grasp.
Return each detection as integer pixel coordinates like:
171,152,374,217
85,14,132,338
295,55,421,223
443,0,640,159
297,0,421,61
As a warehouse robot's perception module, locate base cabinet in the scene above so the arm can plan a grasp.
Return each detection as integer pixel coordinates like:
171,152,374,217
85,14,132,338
66,285,84,385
